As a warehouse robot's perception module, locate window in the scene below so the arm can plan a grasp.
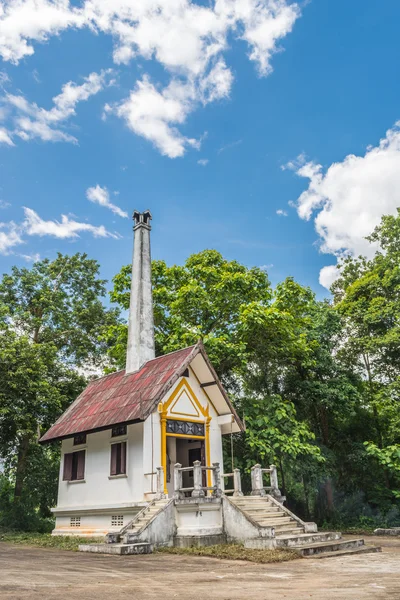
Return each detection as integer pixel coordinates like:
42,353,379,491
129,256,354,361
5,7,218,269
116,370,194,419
110,442,127,476
70,517,81,527
63,450,85,481
73,433,86,446
111,515,124,527
111,424,127,437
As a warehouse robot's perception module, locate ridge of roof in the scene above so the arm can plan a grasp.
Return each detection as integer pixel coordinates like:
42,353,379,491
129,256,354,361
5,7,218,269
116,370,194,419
85,344,199,384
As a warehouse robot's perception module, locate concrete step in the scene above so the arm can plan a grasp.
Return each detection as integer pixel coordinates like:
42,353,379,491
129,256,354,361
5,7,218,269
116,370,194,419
245,508,284,515
292,538,366,557
272,523,303,531
232,500,275,506
303,545,382,559
255,517,294,526
79,543,152,555
275,532,341,547
273,528,305,536
231,499,274,504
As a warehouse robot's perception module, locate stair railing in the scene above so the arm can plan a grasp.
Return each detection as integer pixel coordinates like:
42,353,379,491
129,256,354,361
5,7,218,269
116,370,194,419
251,464,285,502
222,469,243,497
174,460,222,499
106,498,157,543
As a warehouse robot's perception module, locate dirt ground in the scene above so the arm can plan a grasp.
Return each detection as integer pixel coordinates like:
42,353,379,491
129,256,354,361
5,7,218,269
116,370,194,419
1,535,400,600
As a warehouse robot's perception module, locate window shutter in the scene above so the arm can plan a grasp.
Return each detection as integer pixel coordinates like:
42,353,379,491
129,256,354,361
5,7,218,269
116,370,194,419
110,444,118,476
76,450,85,480
120,442,127,474
63,453,73,481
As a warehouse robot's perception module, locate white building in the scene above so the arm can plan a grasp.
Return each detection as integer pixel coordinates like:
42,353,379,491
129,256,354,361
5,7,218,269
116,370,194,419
40,210,243,537
40,211,374,558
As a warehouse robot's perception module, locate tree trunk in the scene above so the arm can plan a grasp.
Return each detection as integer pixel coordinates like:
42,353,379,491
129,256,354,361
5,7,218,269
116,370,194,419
325,477,334,515
302,475,310,520
14,434,31,501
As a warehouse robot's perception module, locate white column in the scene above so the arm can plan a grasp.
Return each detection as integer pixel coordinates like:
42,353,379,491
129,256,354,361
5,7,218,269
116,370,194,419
174,463,184,499
212,462,222,498
126,210,155,374
191,460,205,498
251,464,265,496
233,468,243,497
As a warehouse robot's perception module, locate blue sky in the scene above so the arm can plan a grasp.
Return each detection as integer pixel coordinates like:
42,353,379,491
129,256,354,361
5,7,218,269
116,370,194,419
1,0,400,297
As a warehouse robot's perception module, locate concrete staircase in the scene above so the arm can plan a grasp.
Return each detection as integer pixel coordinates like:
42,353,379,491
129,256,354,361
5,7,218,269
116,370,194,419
230,495,305,536
79,498,171,555
123,499,170,544
229,495,381,558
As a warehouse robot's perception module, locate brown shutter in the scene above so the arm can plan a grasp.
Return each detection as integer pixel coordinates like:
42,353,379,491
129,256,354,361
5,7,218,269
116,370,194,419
110,444,118,476
120,442,127,474
63,453,73,481
76,450,85,480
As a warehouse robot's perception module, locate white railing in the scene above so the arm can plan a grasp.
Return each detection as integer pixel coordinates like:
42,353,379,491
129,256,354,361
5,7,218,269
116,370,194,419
173,460,222,499
250,463,284,501
222,468,243,497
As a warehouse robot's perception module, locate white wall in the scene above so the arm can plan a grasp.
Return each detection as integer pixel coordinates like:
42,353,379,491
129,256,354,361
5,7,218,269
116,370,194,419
56,422,144,510
54,369,227,527
142,411,161,499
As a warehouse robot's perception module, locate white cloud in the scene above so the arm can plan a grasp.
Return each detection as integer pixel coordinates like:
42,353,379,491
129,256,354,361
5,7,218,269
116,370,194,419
18,251,41,262
0,206,121,255
199,59,233,103
218,138,242,154
197,158,209,166
0,0,301,156
220,0,300,75
0,0,84,64
0,200,11,208
0,221,23,253
2,69,112,144
109,76,200,158
276,209,288,216
0,126,14,145
23,207,119,239
319,265,340,290
86,184,128,218
290,122,400,289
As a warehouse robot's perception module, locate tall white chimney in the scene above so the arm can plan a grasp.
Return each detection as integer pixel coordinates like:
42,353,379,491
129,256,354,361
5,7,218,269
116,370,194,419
125,210,155,374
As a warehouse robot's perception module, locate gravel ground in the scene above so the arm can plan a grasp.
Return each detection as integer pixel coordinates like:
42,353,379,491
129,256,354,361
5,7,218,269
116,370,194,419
1,535,399,600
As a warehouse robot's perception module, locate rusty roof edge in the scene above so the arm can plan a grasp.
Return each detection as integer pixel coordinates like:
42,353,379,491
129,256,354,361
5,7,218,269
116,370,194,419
39,417,143,445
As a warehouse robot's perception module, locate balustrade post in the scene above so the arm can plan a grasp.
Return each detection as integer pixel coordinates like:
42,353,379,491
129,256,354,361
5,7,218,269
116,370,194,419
156,466,166,499
268,464,285,503
270,464,279,491
251,463,265,496
191,460,205,498
212,462,222,498
174,463,184,499
233,468,244,497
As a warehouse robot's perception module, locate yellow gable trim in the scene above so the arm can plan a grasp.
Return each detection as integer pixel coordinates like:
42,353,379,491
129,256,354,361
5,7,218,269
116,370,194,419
163,378,208,419
170,388,200,418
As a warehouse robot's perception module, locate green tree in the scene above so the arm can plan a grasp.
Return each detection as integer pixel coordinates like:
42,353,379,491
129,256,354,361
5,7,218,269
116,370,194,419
110,249,271,378
0,253,120,516
332,210,400,496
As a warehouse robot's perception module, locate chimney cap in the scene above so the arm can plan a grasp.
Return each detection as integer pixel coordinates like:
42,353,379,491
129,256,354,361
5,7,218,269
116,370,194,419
133,209,152,229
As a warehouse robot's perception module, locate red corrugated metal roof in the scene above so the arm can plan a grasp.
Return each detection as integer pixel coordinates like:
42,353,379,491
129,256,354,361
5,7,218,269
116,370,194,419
40,345,197,443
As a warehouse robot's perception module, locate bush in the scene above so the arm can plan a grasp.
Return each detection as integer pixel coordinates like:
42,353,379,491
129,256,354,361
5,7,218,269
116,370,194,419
0,475,54,533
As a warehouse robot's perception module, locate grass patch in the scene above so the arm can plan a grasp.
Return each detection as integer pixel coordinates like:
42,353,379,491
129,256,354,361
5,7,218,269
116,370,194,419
0,530,103,552
319,524,376,536
155,544,299,563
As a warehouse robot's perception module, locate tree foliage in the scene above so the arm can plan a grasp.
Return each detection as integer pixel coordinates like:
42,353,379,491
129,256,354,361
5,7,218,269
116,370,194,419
1,210,400,531
0,253,120,528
